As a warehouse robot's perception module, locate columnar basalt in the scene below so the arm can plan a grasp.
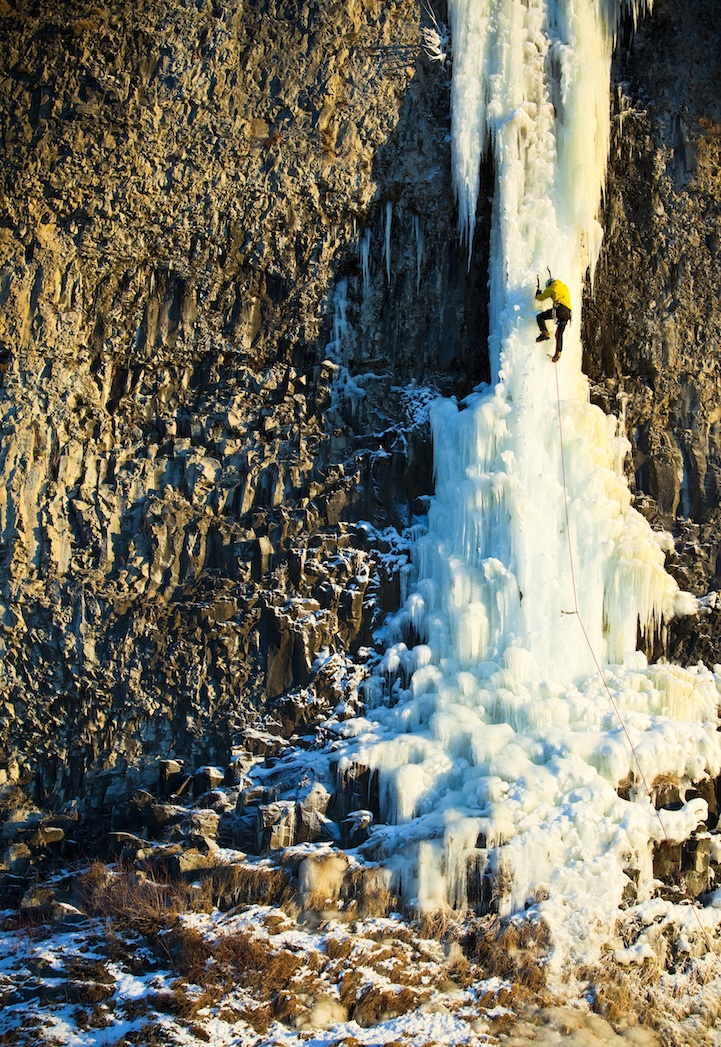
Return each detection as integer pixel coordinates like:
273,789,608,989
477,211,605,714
0,0,488,810
0,0,719,849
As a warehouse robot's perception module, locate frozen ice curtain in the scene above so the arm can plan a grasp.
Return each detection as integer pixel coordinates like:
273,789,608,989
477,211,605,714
337,0,721,967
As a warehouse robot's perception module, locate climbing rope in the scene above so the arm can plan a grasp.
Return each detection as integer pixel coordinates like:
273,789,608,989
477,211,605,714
553,362,715,955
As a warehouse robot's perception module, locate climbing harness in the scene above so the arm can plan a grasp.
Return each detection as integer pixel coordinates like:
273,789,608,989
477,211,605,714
553,363,715,954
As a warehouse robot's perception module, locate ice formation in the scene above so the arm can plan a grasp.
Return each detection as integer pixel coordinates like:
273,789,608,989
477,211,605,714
337,0,721,959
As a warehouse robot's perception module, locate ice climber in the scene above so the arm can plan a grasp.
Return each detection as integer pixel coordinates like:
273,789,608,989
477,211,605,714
535,277,572,362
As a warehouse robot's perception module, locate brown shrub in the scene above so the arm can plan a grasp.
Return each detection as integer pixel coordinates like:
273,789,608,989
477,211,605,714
66,980,116,1005
353,984,423,1027
211,863,297,913
339,968,365,1011
440,941,473,989
461,913,553,999
77,861,205,936
591,976,635,1027
115,1023,169,1047
163,923,213,983
187,1023,212,1043
487,1009,517,1035
587,960,661,1029
156,984,221,1020
65,957,114,984
325,936,353,960
365,921,415,946
340,867,395,919
271,988,305,1026
262,911,291,934
74,1003,113,1030
212,929,302,995
415,907,459,943
120,992,150,1017
101,927,150,971
216,1005,243,1024
165,921,303,1002
235,1004,273,1034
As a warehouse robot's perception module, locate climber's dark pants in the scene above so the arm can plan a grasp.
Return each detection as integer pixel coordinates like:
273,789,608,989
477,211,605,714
537,304,572,354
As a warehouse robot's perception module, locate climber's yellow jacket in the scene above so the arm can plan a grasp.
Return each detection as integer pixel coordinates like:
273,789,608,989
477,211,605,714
535,279,571,310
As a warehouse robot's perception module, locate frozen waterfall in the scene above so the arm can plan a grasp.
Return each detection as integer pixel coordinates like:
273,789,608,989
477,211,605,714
337,0,721,959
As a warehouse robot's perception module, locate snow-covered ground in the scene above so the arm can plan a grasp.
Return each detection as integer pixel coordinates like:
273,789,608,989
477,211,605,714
2,881,721,1047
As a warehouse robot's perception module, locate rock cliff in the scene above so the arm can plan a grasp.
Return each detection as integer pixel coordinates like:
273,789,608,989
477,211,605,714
585,0,721,584
0,0,484,809
0,0,719,849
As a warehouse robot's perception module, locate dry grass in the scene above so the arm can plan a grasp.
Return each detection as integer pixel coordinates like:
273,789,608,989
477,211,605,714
577,955,696,1037
580,942,721,1042
441,940,473,989
416,906,458,942
26,855,651,1040
325,936,353,960
235,1004,273,1034
119,998,150,1021
115,1022,169,1046
650,771,681,805
166,920,304,1002
325,932,448,1027
462,913,553,1000
74,1003,114,1030
150,986,220,1021
353,983,423,1027
365,920,416,946
211,862,297,913
262,910,292,934
78,861,211,935
213,929,303,993
585,962,658,1028
491,859,515,909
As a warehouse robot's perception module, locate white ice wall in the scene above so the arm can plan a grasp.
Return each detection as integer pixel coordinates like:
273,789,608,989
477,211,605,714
339,0,721,961
411,0,675,684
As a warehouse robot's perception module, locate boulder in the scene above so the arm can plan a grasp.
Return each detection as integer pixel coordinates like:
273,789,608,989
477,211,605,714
257,802,296,851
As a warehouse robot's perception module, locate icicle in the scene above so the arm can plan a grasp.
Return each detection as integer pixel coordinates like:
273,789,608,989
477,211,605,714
412,215,424,291
328,279,348,363
359,228,371,296
446,0,491,254
384,201,393,285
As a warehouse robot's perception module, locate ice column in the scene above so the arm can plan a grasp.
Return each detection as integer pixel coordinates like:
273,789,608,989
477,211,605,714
426,0,668,682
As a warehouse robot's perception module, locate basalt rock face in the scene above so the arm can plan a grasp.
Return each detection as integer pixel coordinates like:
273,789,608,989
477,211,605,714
0,0,487,809
0,0,719,828
584,0,721,602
